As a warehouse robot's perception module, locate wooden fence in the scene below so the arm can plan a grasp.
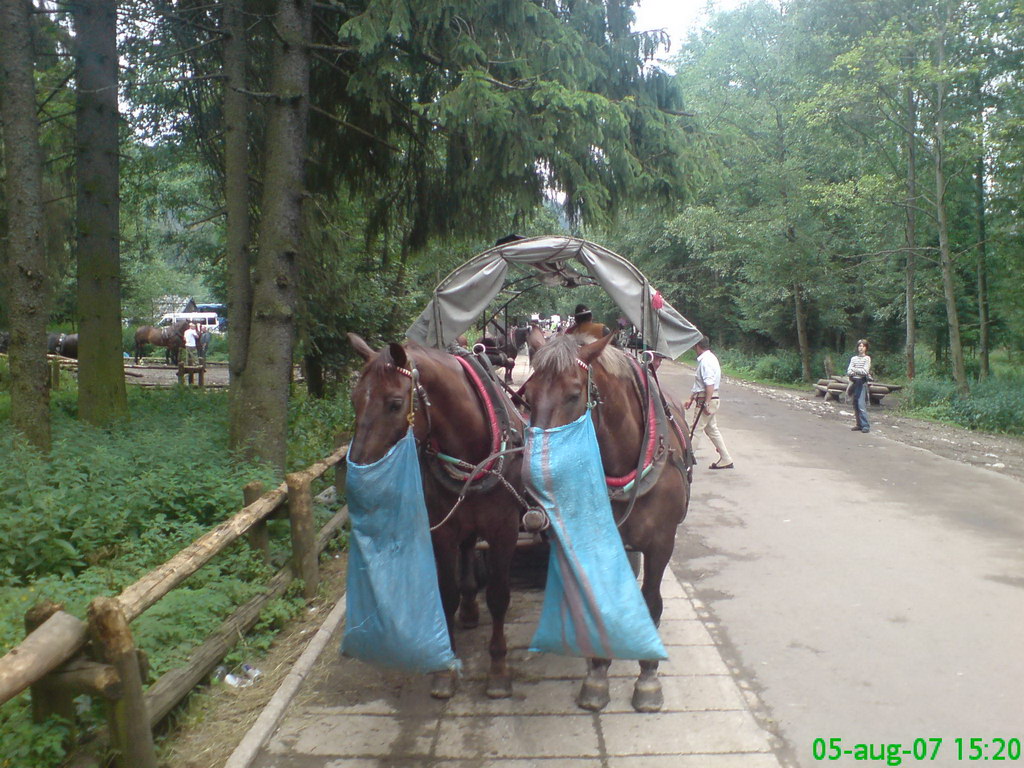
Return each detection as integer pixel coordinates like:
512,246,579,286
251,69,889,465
0,437,349,768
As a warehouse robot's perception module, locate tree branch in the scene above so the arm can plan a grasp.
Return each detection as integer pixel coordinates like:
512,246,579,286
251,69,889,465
309,104,402,152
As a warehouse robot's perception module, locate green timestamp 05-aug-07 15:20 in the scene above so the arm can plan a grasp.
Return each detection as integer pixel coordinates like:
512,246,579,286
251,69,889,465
811,736,1022,765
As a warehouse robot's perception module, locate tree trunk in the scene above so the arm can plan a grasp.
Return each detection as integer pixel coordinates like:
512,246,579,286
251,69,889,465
932,25,968,396
1,0,51,450
974,158,990,381
903,83,918,381
223,0,253,448
793,282,811,382
74,0,128,425
232,0,311,471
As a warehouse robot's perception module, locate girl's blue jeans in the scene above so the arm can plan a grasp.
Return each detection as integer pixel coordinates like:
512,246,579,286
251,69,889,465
850,377,870,431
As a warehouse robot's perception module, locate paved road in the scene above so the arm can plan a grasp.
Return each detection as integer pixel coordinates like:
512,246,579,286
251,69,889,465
655,362,1024,768
250,559,784,767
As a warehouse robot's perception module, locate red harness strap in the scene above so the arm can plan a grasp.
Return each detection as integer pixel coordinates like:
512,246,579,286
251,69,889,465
604,358,659,488
452,355,503,479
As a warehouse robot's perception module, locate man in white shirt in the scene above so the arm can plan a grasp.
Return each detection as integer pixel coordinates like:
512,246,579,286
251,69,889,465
183,323,199,366
684,336,734,470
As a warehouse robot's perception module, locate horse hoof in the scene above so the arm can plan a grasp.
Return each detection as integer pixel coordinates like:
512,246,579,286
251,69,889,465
457,609,479,630
631,678,664,712
576,680,610,711
430,670,457,699
486,674,513,699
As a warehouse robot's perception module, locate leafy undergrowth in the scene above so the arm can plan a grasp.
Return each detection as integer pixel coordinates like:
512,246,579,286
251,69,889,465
0,386,352,767
897,373,1024,436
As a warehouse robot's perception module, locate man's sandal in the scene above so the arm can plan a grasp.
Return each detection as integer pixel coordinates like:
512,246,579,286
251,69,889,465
709,462,734,470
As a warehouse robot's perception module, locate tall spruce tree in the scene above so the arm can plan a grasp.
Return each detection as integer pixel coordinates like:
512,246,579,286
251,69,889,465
74,0,129,424
1,0,51,449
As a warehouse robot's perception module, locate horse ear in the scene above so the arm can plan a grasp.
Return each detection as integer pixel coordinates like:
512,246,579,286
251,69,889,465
387,342,408,370
347,332,377,362
578,332,615,367
527,329,546,354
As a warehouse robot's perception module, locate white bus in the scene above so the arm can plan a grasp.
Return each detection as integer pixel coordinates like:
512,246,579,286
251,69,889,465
158,312,221,332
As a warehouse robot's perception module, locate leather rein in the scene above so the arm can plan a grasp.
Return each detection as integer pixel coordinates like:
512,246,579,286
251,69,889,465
576,351,693,527
391,353,530,531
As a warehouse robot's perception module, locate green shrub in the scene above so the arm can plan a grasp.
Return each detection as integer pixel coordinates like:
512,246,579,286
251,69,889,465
751,350,803,383
288,392,354,472
948,376,1024,435
898,373,1024,435
716,349,759,376
901,376,956,412
866,351,904,381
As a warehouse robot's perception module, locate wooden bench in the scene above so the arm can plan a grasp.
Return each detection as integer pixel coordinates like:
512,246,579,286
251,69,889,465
814,376,903,405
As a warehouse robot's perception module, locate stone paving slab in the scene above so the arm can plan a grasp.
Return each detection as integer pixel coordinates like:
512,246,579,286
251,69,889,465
249,562,783,768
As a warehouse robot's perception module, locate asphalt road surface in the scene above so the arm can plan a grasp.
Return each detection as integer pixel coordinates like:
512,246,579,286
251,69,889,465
655,361,1024,768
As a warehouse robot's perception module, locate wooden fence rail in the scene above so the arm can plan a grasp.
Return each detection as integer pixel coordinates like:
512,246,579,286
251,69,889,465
0,439,350,768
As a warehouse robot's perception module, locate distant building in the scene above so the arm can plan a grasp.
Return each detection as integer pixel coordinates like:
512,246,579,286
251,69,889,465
155,295,197,318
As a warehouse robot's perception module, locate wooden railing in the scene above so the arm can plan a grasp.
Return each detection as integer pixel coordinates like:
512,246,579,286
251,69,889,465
0,437,349,768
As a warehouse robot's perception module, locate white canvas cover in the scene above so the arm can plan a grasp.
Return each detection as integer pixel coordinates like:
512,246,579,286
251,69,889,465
406,236,703,359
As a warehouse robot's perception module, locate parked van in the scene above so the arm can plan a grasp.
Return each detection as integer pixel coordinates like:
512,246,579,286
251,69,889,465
158,312,221,332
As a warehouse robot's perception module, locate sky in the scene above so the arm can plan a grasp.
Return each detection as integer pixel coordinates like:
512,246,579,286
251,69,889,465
632,0,742,60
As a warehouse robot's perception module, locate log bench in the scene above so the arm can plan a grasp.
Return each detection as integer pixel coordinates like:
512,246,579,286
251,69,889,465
814,376,903,405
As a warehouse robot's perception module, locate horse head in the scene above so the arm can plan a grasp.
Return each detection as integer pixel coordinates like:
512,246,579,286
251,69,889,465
169,320,190,344
523,332,617,430
348,333,421,465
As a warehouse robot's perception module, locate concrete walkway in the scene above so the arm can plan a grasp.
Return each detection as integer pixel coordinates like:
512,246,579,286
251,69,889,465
248,560,784,767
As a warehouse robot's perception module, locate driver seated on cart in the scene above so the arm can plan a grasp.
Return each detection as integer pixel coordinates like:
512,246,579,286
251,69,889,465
567,304,610,340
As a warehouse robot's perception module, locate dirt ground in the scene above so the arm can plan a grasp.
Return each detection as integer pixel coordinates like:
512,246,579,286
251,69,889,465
158,553,349,768
157,370,1024,767
125,360,230,388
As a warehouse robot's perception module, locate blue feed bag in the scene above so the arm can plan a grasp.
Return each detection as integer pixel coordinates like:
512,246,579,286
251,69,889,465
341,428,458,673
524,411,666,661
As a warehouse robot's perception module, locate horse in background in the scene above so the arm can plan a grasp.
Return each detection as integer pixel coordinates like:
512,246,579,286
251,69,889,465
347,333,524,700
521,332,691,713
525,323,546,364
45,332,78,358
134,320,188,364
1,331,77,357
57,334,78,358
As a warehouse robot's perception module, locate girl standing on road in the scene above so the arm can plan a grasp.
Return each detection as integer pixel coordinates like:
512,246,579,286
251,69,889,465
847,339,872,433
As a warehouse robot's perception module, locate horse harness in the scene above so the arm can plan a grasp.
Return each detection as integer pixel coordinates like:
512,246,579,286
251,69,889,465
391,352,531,531
577,351,695,528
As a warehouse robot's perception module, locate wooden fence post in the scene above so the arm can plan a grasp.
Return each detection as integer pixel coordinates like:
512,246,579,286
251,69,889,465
88,598,156,768
50,360,61,391
286,472,319,600
333,432,348,500
25,602,74,726
244,481,270,563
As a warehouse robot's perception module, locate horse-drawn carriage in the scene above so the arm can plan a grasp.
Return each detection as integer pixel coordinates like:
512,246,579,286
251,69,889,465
345,236,704,712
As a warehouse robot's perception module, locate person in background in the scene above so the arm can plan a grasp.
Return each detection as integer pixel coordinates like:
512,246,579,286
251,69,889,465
567,304,609,339
847,338,872,433
183,322,199,367
684,336,734,470
198,325,212,364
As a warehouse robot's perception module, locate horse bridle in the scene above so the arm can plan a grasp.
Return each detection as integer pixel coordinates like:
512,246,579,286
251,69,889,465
575,358,602,410
390,356,531,532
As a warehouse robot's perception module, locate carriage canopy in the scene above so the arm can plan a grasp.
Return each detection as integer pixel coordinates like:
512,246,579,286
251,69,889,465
406,236,703,359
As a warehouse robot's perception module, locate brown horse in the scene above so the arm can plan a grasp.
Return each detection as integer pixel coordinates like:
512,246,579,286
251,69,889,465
134,320,187,364
347,333,525,699
521,332,691,712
